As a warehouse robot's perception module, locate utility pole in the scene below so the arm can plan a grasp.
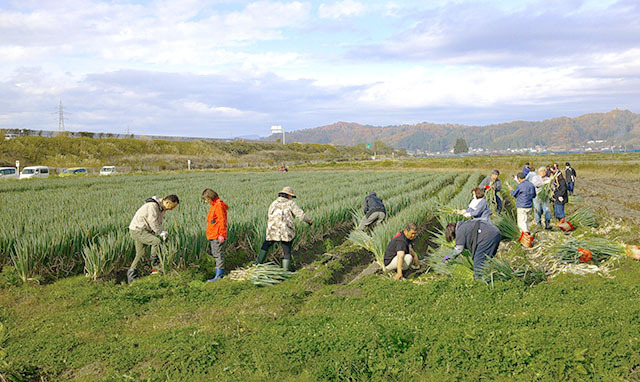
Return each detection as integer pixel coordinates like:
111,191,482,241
58,99,65,132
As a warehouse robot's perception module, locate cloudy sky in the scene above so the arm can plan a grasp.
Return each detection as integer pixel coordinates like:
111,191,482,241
1,0,639,138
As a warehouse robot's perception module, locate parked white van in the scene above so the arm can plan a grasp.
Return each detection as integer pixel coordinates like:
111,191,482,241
20,166,50,179
0,167,18,180
100,166,116,176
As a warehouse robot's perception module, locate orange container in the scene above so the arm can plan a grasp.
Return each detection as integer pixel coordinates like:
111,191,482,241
518,232,534,248
577,248,593,263
626,245,640,261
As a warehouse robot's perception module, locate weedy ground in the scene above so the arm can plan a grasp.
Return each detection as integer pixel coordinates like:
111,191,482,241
1,156,640,381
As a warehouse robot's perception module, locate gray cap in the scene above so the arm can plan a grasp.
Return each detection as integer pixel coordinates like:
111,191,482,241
491,169,500,175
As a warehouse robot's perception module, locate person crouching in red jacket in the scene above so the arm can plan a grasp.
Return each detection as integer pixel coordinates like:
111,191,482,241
202,189,228,281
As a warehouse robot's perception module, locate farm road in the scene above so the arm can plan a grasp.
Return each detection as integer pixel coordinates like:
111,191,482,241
577,176,640,224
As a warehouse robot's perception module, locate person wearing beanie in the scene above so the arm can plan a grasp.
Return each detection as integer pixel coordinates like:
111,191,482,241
565,162,577,195
127,194,179,284
358,191,386,230
479,169,502,212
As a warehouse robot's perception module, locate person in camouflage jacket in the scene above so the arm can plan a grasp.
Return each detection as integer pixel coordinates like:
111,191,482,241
255,186,312,271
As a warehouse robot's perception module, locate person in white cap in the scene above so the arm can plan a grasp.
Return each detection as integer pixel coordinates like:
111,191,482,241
255,186,312,271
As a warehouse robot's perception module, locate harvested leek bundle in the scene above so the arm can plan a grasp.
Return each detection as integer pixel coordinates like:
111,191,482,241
480,257,547,286
537,172,559,202
437,207,458,215
228,263,293,286
567,207,599,228
554,238,624,264
425,245,454,276
485,186,498,214
348,228,388,268
495,214,520,241
451,264,474,281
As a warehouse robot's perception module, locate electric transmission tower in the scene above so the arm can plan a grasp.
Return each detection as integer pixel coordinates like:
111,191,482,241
58,99,66,132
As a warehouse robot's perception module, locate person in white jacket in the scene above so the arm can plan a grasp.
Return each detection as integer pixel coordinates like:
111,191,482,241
527,167,552,230
127,195,179,283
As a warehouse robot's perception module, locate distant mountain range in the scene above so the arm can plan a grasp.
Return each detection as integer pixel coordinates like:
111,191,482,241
267,109,640,152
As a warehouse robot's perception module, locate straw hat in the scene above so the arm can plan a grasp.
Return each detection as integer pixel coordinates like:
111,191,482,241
279,186,296,198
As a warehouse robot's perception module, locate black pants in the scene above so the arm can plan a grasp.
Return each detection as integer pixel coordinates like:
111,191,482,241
261,240,292,260
473,233,502,279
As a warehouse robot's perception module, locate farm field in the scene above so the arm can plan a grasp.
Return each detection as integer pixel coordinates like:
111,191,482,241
1,164,640,380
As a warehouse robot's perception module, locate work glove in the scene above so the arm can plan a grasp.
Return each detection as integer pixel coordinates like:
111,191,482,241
442,255,451,263
218,236,225,244
160,231,168,241
307,220,313,226
558,197,564,202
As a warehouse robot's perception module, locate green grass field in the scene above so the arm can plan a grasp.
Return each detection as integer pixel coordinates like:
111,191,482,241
1,156,640,381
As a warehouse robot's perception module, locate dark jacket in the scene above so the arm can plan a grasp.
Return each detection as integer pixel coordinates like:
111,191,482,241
363,192,386,217
552,175,568,205
479,176,501,192
565,167,576,183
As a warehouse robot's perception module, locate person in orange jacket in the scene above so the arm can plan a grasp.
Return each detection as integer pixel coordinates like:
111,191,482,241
202,188,228,281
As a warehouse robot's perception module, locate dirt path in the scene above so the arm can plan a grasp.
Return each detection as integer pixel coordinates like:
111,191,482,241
576,177,640,224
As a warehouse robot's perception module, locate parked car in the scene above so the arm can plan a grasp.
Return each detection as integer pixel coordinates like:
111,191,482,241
20,166,50,179
60,167,88,177
0,167,18,180
100,166,116,176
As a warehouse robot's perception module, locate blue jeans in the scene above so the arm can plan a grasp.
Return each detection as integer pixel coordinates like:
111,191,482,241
496,195,503,212
533,197,551,226
567,182,574,193
554,203,565,219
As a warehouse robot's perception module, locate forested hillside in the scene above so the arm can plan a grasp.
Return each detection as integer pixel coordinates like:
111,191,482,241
272,109,640,151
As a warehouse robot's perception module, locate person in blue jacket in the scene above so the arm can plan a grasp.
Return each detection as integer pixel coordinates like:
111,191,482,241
522,162,531,177
456,187,490,220
508,172,536,234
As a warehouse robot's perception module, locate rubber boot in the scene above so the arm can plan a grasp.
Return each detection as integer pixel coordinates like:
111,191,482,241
282,259,291,271
208,268,224,282
127,268,137,284
256,249,268,264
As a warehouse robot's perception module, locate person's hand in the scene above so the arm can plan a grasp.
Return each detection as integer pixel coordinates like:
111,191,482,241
307,220,313,226
463,212,472,218
393,273,403,280
160,231,168,241
442,255,451,262
508,186,514,191
558,197,564,202
218,236,225,244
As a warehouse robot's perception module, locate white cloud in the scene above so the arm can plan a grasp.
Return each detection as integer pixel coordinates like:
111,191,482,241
183,101,262,118
318,0,365,19
356,64,612,108
0,1,312,74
